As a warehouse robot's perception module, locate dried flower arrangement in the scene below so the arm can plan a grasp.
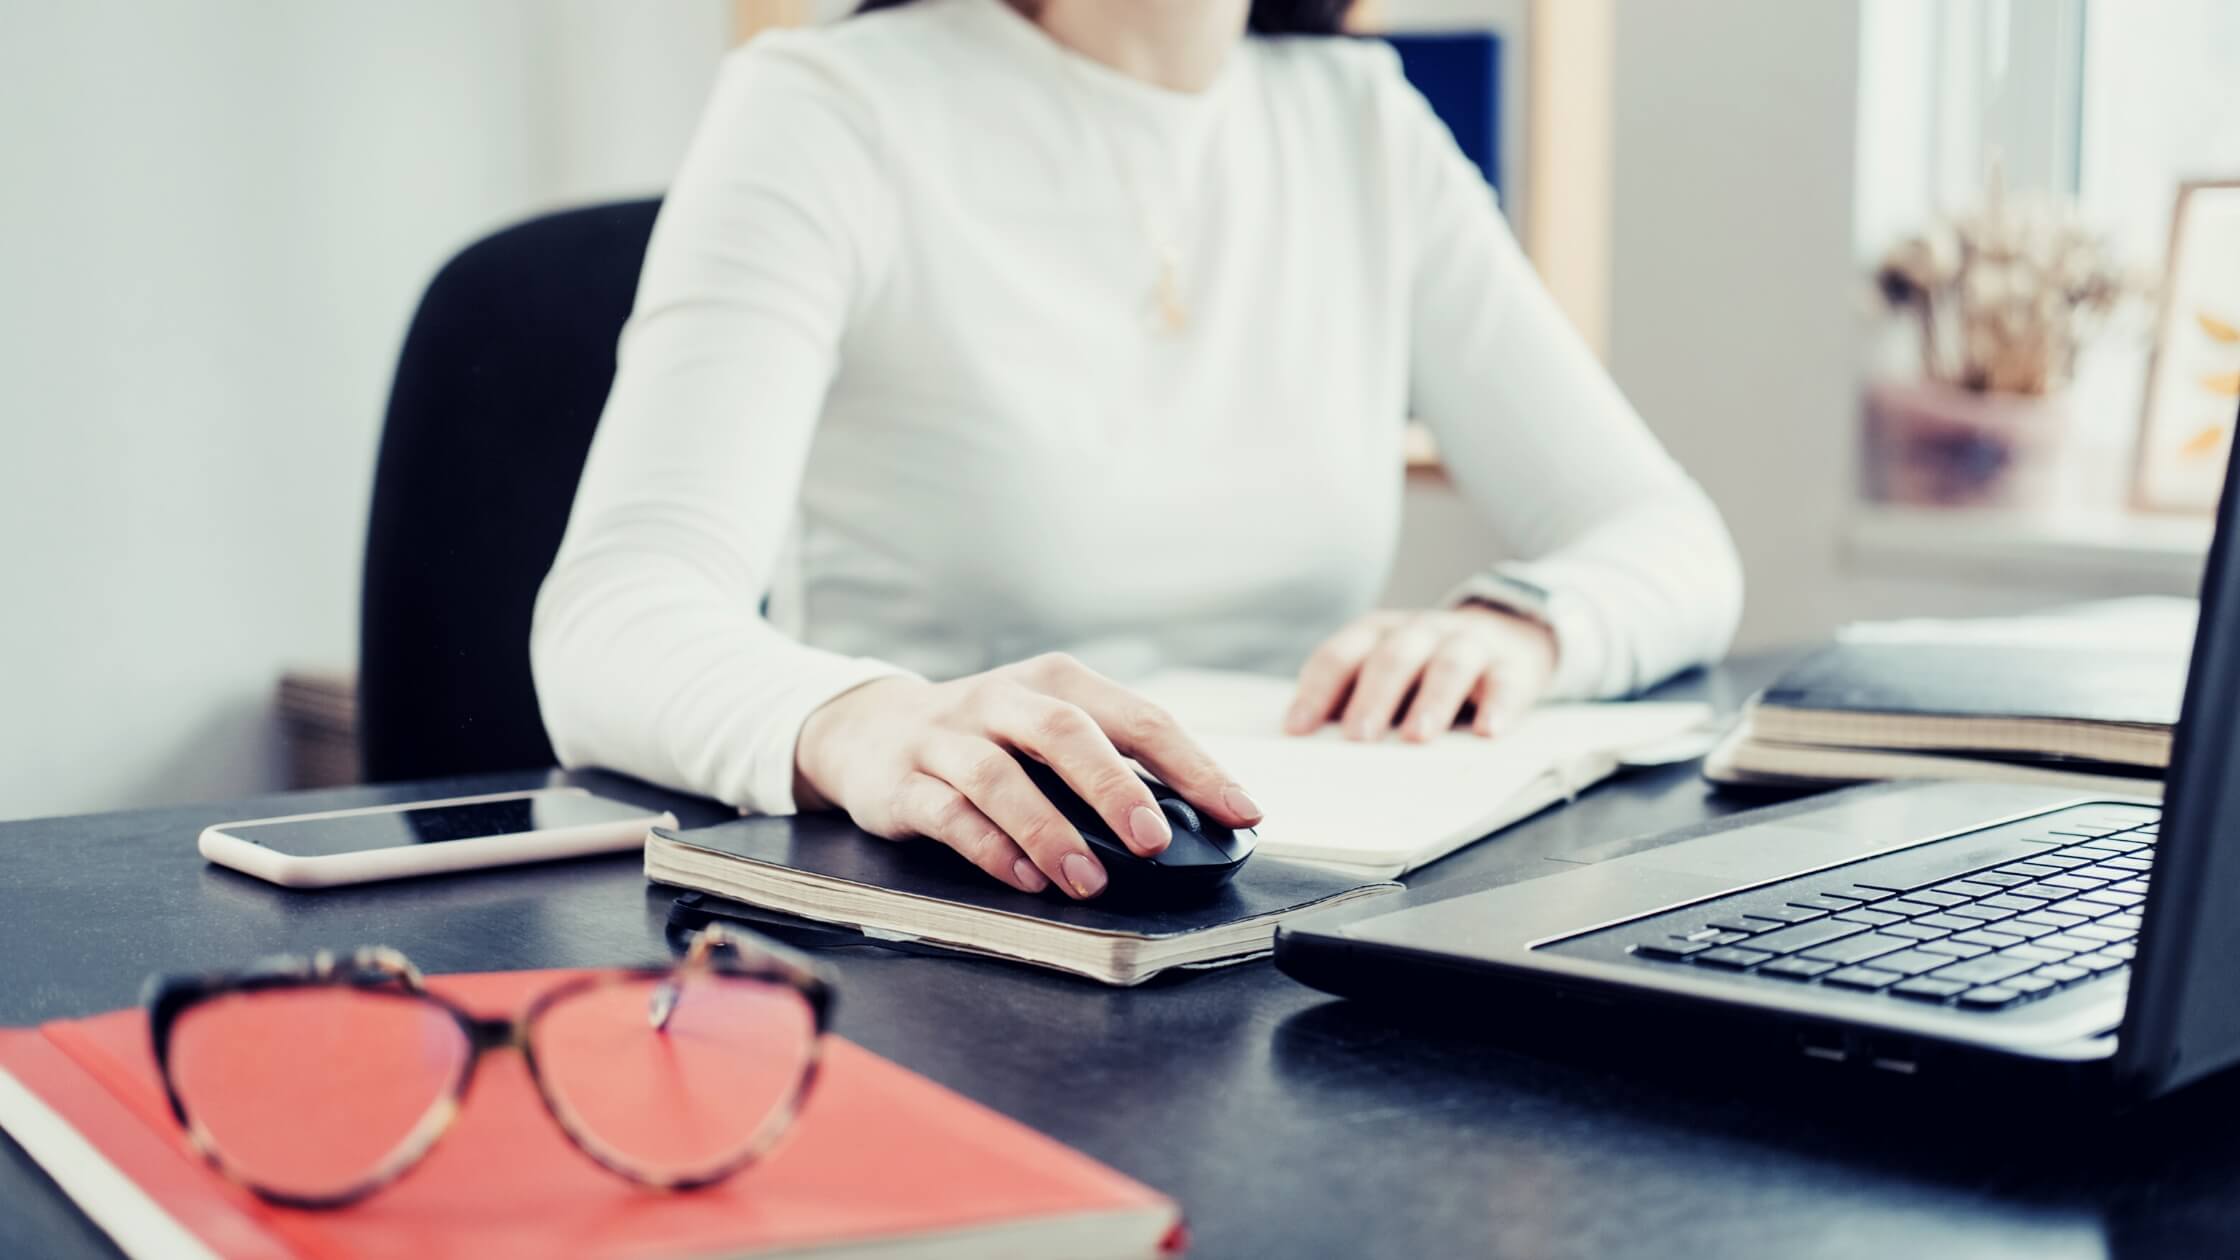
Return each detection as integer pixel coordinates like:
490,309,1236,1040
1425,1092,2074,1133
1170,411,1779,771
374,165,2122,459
1875,168,2148,397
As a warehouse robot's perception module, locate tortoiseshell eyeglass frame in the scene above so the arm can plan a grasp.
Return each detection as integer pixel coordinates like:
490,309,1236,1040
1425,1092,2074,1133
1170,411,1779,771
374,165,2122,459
141,925,835,1210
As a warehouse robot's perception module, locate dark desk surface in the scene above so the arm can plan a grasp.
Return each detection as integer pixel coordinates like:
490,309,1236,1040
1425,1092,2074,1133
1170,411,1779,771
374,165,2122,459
7,657,2240,1259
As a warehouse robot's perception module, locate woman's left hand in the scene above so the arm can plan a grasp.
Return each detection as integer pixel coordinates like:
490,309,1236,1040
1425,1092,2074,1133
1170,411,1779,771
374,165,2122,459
1285,605,1558,742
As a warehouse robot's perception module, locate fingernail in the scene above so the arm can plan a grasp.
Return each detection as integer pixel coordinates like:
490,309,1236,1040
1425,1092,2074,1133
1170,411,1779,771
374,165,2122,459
1060,853,1107,899
1284,705,1312,733
1128,805,1171,854
1012,858,1049,893
1222,784,1263,823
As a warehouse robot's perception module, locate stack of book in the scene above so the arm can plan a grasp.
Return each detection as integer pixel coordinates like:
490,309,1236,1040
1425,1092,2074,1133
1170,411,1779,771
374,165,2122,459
275,668,359,788
1707,600,2196,796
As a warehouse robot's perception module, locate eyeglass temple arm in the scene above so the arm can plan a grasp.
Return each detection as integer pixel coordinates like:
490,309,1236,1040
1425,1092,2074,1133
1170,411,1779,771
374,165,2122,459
647,924,831,1033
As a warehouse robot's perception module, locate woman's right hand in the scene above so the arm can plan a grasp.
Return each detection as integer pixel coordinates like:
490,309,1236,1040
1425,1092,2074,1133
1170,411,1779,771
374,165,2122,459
792,653,1262,899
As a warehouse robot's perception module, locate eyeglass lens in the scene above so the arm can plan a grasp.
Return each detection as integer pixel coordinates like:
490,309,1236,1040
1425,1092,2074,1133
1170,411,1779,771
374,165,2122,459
167,986,470,1202
530,973,818,1183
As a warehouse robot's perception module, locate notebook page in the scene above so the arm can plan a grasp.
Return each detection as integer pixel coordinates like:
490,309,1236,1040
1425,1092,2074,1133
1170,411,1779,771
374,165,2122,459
1134,670,1710,869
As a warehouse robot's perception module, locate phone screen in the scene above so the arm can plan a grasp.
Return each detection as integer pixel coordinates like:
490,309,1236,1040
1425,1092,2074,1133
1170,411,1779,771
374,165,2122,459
223,793,654,857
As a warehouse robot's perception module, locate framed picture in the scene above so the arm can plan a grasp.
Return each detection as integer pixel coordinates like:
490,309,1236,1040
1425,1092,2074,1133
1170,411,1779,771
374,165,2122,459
2134,179,2240,513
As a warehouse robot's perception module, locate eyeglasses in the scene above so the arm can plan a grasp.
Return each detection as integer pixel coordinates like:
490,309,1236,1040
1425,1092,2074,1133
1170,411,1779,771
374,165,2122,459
142,926,833,1209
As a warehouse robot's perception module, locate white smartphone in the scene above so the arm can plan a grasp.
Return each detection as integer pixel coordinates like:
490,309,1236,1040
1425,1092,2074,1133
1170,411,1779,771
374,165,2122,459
198,787,677,889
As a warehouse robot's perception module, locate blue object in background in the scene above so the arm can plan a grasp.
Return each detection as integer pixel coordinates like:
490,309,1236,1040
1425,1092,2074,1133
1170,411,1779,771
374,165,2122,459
1384,32,1503,196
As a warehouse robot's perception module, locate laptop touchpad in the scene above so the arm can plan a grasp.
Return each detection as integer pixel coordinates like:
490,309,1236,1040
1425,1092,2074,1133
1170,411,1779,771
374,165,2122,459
1628,783,2080,887
1631,822,1877,884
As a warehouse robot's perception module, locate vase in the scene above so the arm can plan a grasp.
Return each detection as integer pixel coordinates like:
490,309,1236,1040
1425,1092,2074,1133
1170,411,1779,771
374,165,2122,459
1862,379,2072,511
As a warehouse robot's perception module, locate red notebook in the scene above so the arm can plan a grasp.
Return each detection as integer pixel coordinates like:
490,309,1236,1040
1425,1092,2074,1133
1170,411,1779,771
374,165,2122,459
0,970,1183,1259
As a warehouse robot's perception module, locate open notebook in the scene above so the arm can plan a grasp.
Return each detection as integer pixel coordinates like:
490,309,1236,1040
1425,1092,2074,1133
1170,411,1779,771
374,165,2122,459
1131,669,1713,878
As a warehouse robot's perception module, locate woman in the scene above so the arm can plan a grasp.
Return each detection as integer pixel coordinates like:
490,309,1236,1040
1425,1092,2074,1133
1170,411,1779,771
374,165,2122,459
531,0,1743,900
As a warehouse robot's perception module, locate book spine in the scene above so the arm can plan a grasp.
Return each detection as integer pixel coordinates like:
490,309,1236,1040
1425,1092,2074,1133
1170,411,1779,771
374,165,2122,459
0,1030,289,1260
0,1059,225,1260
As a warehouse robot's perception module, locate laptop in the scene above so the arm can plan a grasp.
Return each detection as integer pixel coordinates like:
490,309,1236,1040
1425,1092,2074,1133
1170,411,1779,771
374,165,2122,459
1275,421,2240,1102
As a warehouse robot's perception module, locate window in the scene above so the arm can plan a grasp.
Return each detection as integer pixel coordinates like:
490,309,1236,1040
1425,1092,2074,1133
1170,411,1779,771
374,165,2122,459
1856,0,2240,516
2077,0,2240,260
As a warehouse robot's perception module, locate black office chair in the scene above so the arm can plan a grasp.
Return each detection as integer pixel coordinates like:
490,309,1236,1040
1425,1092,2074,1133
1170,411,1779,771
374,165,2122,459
358,199,660,783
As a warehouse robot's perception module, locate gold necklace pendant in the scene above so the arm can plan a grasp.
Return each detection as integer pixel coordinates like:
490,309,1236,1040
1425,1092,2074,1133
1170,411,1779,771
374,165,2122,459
1053,58,1192,335
1153,245,1189,333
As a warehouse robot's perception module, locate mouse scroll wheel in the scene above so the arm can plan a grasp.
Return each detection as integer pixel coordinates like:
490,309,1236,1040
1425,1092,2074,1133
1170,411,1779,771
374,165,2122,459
1158,797,1200,833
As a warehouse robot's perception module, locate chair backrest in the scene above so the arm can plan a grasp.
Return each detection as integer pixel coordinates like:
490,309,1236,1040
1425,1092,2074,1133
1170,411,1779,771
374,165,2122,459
358,199,659,783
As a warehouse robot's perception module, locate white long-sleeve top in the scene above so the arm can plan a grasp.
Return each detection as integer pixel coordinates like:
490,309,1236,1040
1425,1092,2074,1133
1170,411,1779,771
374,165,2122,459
531,0,1744,814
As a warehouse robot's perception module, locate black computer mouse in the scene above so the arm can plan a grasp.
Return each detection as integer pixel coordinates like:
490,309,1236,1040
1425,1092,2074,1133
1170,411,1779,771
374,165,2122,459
1015,756,1255,903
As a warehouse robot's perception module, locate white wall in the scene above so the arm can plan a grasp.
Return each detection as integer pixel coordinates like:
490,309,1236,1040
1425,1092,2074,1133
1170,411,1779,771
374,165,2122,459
1392,0,1874,637
1600,0,1870,646
0,1,728,820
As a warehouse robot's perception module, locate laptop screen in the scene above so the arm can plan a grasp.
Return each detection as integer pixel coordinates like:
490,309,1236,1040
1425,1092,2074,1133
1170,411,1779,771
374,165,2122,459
2117,401,2240,1098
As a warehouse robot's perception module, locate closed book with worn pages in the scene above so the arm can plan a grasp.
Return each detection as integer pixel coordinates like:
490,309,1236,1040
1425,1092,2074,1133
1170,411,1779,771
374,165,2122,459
646,815,1398,987
1708,601,2193,792
1703,723,2168,797
0,970,1185,1260
1751,642,2183,767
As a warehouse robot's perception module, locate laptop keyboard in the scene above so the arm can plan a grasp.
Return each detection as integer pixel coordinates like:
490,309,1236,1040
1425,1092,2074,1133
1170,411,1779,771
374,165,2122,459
1626,817,2154,1011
